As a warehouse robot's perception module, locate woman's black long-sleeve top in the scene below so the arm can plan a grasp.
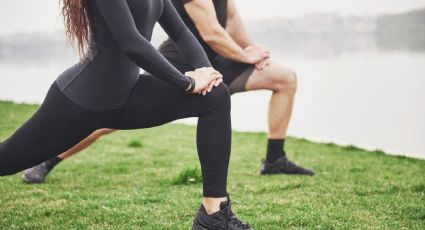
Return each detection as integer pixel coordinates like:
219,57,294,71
56,0,212,111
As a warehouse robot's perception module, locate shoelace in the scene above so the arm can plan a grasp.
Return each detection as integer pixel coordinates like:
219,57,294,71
225,203,251,229
285,159,297,169
229,211,251,229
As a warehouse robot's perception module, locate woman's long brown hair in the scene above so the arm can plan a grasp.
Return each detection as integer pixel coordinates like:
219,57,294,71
62,0,90,57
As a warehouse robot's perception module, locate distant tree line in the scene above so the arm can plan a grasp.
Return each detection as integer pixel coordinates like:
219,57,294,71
376,8,425,51
1,8,424,59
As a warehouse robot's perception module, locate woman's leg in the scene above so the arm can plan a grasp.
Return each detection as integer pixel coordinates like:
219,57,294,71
0,83,114,176
22,128,116,184
115,74,232,212
1,77,249,228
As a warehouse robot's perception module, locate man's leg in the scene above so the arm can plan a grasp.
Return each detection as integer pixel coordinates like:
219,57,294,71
245,61,296,139
58,129,115,159
23,128,115,183
242,61,314,175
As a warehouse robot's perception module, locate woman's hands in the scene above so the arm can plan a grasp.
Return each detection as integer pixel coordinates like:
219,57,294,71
185,67,223,95
183,44,270,95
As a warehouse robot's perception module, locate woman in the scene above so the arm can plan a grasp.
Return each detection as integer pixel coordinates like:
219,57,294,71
0,0,252,229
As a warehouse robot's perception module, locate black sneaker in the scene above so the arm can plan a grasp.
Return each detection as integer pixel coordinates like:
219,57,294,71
191,195,253,230
22,157,62,183
260,156,314,176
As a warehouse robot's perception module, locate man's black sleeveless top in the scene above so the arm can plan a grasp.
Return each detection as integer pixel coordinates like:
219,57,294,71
159,0,228,61
56,0,211,111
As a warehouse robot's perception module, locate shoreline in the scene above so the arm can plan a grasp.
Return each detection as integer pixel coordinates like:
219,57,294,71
1,99,423,161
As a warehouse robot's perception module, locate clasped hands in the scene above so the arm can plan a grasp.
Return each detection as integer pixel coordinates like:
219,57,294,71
244,44,271,70
185,67,223,95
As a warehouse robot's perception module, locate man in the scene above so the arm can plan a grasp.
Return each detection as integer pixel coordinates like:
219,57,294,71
23,0,313,184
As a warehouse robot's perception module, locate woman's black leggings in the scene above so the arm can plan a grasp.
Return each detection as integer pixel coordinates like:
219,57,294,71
0,74,231,197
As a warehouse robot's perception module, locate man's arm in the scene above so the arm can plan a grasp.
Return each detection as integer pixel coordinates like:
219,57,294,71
184,0,264,64
159,0,212,69
225,0,252,48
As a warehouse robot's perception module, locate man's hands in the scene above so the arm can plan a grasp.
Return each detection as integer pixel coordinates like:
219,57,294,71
185,67,223,95
244,45,271,70
183,44,269,96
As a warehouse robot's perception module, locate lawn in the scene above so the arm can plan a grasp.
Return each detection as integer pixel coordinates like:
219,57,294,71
0,101,424,229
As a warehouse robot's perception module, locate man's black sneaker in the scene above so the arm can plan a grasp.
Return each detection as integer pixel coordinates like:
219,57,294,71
22,157,62,183
191,195,253,230
260,156,314,176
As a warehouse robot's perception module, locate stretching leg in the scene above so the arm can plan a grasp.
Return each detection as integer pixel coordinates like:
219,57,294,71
22,128,115,183
1,75,232,214
115,74,232,199
244,61,314,175
0,83,115,176
245,61,297,139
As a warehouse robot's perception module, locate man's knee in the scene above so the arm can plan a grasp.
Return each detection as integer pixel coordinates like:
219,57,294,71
97,128,115,135
89,128,114,141
275,68,297,94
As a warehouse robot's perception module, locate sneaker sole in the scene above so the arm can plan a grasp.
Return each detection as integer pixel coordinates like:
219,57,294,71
260,170,315,176
191,222,209,230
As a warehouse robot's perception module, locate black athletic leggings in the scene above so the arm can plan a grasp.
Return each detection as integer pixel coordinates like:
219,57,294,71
0,74,231,197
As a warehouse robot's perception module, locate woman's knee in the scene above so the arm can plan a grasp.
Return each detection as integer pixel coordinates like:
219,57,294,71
203,83,231,113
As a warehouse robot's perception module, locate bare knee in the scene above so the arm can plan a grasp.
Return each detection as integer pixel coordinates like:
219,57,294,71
90,128,115,140
97,128,115,135
275,69,297,94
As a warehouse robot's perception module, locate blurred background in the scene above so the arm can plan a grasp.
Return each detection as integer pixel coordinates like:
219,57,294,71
0,0,424,159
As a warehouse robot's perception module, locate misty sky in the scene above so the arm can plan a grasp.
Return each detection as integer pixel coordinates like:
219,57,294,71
0,0,425,35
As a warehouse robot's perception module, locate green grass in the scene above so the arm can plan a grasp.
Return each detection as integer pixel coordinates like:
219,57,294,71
172,167,203,185
0,100,424,229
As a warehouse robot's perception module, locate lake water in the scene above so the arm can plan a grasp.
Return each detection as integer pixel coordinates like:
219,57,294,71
0,42,424,159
